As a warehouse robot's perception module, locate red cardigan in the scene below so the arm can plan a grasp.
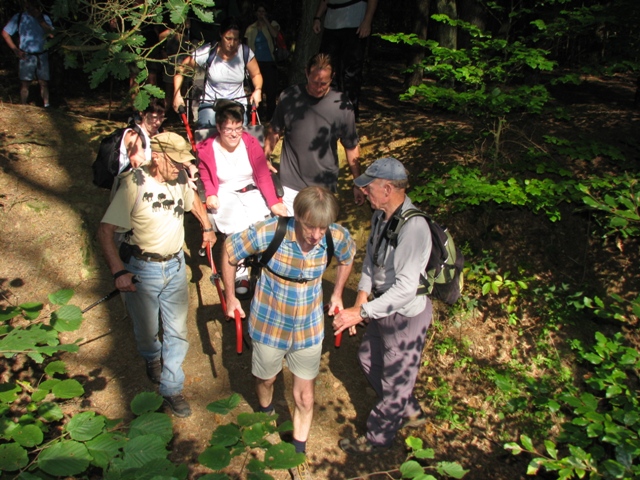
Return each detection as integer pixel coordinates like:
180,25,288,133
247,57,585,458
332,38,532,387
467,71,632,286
196,132,279,208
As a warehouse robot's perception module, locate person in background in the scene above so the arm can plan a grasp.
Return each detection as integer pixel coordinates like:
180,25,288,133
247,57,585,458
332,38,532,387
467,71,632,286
312,0,378,121
245,3,280,120
118,98,166,174
223,186,356,480
264,53,365,215
333,157,432,454
196,100,287,296
173,16,263,128
2,0,54,107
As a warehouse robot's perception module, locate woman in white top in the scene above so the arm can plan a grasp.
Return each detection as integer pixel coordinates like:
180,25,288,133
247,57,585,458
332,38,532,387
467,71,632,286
173,16,263,129
197,100,287,294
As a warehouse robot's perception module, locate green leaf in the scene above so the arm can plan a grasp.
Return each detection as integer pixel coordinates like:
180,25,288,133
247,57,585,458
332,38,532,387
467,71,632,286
601,459,625,477
504,442,522,454
0,383,21,403
122,434,169,467
405,435,423,451
50,305,83,332
414,448,435,459
48,289,74,306
263,442,305,470
66,411,105,441
37,440,92,476
210,424,242,448
0,306,20,322
11,424,44,447
18,302,44,320
129,412,173,444
277,420,293,432
527,458,543,475
0,442,29,471
242,422,268,447
400,460,425,478
520,434,534,451
198,445,232,470
191,5,214,23
166,0,189,25
436,461,469,479
86,432,126,469
52,379,84,399
130,392,164,415
38,402,64,422
198,474,234,480
544,440,557,459
206,393,242,415
44,360,67,376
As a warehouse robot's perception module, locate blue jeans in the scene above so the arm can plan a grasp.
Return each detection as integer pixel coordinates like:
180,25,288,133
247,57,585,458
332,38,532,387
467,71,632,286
123,251,189,397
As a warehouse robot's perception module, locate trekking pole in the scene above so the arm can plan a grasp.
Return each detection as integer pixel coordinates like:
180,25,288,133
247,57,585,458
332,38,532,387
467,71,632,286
82,276,139,314
204,243,245,354
324,305,343,348
178,105,196,151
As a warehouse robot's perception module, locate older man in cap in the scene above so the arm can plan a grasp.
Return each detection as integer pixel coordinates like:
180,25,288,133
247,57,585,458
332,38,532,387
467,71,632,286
98,132,215,418
333,157,433,453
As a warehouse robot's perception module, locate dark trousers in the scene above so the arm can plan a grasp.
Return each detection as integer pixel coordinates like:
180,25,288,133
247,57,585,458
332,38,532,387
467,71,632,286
257,60,279,121
358,301,432,446
319,27,367,119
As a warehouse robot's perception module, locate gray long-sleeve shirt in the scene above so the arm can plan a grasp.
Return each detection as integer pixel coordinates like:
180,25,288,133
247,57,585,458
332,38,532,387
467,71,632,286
359,196,432,319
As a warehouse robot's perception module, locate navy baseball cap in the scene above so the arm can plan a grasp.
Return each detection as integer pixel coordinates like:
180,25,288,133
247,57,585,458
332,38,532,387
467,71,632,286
354,157,408,188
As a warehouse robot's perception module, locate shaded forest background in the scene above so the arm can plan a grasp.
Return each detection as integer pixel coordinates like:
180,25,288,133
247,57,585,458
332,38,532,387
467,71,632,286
1,0,640,479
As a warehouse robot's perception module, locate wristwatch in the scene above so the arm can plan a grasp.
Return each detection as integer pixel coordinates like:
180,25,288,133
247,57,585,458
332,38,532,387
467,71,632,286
360,305,369,320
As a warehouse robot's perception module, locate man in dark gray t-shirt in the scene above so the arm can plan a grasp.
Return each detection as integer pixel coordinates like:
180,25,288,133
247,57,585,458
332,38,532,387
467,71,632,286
264,53,365,214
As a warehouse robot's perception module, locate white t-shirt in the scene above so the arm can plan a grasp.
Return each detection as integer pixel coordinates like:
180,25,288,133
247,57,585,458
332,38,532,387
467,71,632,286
324,0,368,29
208,138,270,234
193,44,255,106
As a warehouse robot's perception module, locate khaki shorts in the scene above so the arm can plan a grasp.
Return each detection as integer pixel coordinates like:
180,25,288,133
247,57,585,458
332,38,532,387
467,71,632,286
252,341,322,381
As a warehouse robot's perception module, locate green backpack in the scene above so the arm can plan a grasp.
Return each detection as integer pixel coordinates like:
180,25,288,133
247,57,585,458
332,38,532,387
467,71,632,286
374,208,464,304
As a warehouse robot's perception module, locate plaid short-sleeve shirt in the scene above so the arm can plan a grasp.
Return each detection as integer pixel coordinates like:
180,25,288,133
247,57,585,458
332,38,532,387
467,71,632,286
226,217,356,350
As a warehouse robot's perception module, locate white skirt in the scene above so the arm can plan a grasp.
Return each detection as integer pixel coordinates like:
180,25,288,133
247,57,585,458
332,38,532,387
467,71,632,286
207,188,271,234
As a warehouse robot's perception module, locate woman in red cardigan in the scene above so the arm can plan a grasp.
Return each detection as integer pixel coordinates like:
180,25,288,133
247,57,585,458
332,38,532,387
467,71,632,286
197,100,287,294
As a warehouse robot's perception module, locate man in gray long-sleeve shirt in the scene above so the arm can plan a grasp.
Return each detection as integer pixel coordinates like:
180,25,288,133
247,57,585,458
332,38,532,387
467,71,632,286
333,157,433,454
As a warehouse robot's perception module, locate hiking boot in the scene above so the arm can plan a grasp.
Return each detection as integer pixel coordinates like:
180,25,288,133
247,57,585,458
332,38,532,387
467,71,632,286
402,411,428,429
289,460,312,480
163,394,192,418
339,435,389,455
146,359,162,384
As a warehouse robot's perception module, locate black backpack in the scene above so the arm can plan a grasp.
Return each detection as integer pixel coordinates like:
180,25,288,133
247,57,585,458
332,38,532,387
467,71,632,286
92,121,146,189
374,208,464,305
246,216,334,284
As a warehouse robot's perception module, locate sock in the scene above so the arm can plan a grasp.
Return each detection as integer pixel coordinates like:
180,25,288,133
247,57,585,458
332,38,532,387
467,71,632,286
259,404,274,414
292,437,306,454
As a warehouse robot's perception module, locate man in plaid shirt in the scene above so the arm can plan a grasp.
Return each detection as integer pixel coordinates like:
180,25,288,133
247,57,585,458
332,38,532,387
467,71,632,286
223,186,355,478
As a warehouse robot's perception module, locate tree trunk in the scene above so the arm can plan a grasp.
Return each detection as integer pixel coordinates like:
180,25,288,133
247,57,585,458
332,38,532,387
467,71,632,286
434,0,457,50
289,0,322,85
404,0,431,88
457,0,485,49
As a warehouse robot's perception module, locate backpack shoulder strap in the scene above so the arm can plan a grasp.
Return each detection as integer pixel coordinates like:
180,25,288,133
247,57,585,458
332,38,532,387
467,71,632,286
325,225,334,268
205,42,218,71
242,43,250,70
259,216,289,267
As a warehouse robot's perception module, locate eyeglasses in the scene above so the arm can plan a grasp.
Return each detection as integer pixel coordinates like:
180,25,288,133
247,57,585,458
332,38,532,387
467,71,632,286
145,114,165,123
221,126,244,135
169,158,186,170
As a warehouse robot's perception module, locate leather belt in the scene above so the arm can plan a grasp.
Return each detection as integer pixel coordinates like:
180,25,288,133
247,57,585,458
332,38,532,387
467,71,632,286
236,184,258,193
133,251,180,263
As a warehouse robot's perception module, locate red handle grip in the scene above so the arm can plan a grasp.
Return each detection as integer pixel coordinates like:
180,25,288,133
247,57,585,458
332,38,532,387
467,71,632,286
334,305,343,348
235,310,243,354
